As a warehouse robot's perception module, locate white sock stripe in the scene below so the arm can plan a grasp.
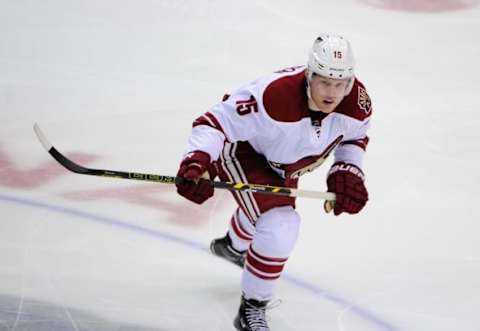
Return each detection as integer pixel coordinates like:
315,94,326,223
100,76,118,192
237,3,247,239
249,246,289,262
247,251,286,266
233,209,253,239
230,213,253,241
236,208,255,233
245,260,283,279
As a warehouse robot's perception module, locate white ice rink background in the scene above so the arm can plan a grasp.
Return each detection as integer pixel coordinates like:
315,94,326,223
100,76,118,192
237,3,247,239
1,1,480,330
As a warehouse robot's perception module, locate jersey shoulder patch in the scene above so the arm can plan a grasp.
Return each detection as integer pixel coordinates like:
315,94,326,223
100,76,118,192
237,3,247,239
334,78,372,122
262,69,310,122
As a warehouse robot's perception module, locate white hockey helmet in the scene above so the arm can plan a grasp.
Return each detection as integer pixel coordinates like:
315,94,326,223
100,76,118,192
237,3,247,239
307,33,355,95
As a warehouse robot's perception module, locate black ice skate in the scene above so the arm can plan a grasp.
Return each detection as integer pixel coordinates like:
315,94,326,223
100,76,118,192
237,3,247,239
210,234,245,268
234,296,270,331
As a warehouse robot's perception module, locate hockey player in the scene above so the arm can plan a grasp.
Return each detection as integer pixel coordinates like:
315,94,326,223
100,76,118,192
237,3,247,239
175,33,371,330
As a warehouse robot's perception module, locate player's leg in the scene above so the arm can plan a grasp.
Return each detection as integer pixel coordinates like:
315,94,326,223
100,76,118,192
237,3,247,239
212,141,296,268
228,207,255,252
242,205,300,299
214,142,300,330
210,208,254,268
235,206,301,330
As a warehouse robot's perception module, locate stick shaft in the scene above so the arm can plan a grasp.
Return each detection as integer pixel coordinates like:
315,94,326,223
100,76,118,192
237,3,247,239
33,123,335,201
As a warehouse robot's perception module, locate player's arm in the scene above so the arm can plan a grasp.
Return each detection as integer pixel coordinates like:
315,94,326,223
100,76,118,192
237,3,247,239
326,121,370,215
333,119,370,168
176,88,265,204
326,83,372,216
184,89,265,161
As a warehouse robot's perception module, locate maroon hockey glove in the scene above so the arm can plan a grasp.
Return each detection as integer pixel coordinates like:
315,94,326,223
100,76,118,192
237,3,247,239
176,151,214,204
326,162,368,216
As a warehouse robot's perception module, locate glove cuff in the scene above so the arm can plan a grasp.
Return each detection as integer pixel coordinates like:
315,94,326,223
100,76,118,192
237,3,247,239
328,162,365,181
182,150,211,166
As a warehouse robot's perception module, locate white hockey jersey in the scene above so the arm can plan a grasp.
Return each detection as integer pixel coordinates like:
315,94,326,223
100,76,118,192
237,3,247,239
185,66,371,179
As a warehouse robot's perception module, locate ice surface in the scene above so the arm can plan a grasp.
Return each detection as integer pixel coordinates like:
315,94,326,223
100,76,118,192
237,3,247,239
1,1,479,330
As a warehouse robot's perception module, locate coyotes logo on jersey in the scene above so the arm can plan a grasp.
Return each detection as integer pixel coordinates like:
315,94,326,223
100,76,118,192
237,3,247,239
267,135,344,179
357,86,372,114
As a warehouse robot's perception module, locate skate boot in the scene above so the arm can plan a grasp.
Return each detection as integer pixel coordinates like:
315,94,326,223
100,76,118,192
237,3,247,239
234,296,270,331
210,234,245,268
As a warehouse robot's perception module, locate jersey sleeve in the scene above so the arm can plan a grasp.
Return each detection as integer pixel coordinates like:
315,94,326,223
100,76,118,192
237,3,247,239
333,79,372,169
334,118,370,169
183,85,267,161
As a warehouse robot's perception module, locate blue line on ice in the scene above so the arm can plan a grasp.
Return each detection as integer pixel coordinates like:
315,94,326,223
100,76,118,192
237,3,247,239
0,193,397,331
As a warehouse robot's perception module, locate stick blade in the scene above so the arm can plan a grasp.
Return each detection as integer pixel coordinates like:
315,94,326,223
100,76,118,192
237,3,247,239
33,123,53,151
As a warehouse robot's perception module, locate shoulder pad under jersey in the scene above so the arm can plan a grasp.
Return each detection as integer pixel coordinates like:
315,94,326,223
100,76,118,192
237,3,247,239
334,78,372,122
262,68,310,123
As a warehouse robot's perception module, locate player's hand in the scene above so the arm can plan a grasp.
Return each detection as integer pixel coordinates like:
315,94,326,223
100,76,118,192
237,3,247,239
325,162,368,216
175,151,214,204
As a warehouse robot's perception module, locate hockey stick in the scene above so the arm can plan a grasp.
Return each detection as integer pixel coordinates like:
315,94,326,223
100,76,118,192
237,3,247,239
33,123,335,201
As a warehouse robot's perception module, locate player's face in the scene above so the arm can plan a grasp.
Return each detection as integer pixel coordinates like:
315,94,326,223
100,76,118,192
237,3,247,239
309,74,349,113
